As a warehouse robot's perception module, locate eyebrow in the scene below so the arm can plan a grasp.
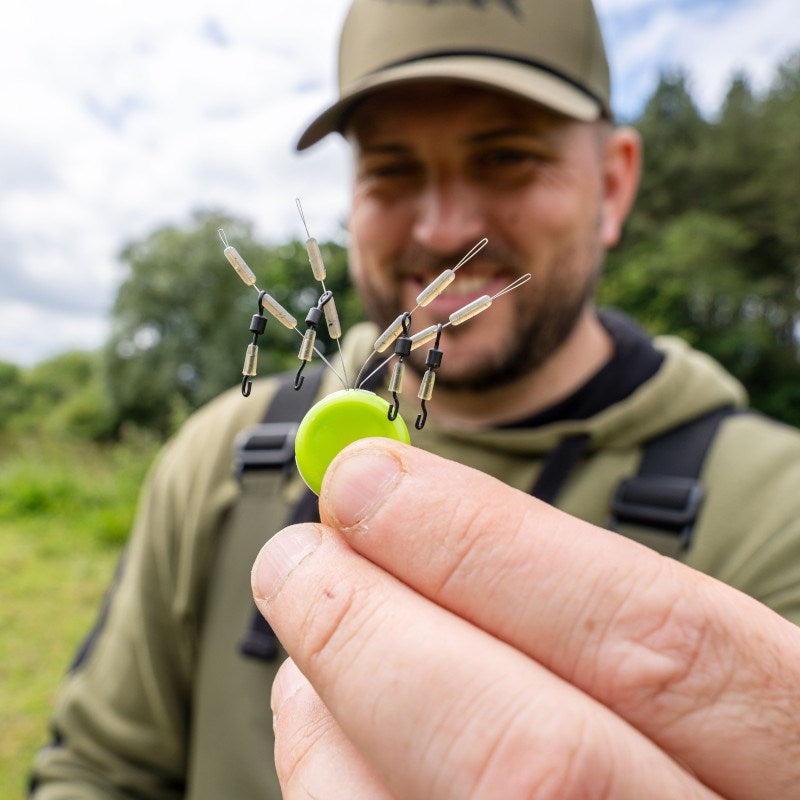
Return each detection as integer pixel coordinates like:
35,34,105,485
467,127,550,144
355,118,557,158
358,143,415,158
358,127,550,155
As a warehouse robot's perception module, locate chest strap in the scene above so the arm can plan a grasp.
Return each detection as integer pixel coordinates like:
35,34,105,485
529,407,740,551
237,370,324,660
234,368,325,477
238,362,386,660
608,406,740,548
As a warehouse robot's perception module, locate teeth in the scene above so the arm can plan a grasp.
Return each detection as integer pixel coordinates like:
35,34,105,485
450,275,492,294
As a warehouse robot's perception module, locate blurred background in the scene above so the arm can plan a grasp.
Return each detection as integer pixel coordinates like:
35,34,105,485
1,0,799,793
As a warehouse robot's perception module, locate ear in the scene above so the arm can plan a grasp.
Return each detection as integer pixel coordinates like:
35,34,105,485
599,125,642,248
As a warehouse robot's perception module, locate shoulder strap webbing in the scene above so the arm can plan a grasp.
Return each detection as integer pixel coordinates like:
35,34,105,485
238,369,324,660
608,406,741,548
238,361,388,660
234,355,386,476
528,406,741,551
234,368,324,476
531,433,591,504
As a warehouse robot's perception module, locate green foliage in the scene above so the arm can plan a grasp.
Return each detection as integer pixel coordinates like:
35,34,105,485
0,351,118,440
48,380,119,441
604,53,800,427
103,210,362,435
760,54,800,271
0,432,158,795
0,362,25,424
603,211,755,340
0,430,158,545
630,70,710,240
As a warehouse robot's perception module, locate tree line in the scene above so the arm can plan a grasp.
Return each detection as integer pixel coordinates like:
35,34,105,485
2,53,799,437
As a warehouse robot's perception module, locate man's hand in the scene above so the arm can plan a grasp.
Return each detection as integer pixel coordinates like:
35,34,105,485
252,439,800,799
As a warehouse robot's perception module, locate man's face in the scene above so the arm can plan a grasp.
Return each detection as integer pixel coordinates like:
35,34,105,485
347,82,615,391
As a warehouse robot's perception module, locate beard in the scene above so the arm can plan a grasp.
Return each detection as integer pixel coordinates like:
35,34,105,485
355,236,603,393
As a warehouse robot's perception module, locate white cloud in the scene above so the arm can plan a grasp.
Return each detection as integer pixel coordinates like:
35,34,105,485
599,0,800,117
0,300,109,366
0,0,351,365
1,0,797,366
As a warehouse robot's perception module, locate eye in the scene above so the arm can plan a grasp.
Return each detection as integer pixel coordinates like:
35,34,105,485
476,147,549,169
360,158,422,181
356,157,425,199
484,148,529,164
470,145,553,186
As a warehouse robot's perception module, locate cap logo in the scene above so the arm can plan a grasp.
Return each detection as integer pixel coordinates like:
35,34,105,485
381,0,521,19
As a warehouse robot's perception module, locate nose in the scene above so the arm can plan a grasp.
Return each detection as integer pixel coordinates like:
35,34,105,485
411,176,485,255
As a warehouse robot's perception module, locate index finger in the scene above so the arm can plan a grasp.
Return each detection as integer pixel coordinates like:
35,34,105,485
319,439,800,800
254,523,716,800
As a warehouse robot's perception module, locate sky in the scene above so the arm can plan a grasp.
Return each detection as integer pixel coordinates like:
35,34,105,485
1,0,798,367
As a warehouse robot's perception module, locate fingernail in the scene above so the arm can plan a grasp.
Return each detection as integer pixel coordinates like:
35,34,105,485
251,524,322,603
324,446,404,529
271,658,308,718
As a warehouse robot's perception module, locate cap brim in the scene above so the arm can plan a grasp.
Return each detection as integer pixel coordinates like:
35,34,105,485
296,55,602,151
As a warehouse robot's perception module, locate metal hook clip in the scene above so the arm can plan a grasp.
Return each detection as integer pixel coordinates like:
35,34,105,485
386,312,412,422
294,290,334,392
413,324,443,430
240,296,268,397
294,360,307,390
388,391,400,421
415,400,427,430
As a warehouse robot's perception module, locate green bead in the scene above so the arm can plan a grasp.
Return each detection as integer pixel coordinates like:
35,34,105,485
295,389,410,494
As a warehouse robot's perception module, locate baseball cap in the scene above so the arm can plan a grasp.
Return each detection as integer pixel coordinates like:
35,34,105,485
296,0,611,151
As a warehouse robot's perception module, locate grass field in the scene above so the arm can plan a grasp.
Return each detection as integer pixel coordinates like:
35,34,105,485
0,431,159,798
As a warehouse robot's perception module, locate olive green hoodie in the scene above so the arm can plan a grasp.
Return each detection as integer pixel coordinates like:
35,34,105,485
31,319,800,799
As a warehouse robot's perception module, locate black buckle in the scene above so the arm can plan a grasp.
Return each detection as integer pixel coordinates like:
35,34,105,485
234,422,298,477
609,475,705,547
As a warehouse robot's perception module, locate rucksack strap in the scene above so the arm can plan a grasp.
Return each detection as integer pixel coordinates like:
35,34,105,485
234,356,386,476
528,406,740,551
238,483,322,661
238,369,325,660
238,359,386,660
608,406,741,548
530,433,590,504
234,368,325,477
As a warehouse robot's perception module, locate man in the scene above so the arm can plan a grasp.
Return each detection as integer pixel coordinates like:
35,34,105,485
31,0,800,798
